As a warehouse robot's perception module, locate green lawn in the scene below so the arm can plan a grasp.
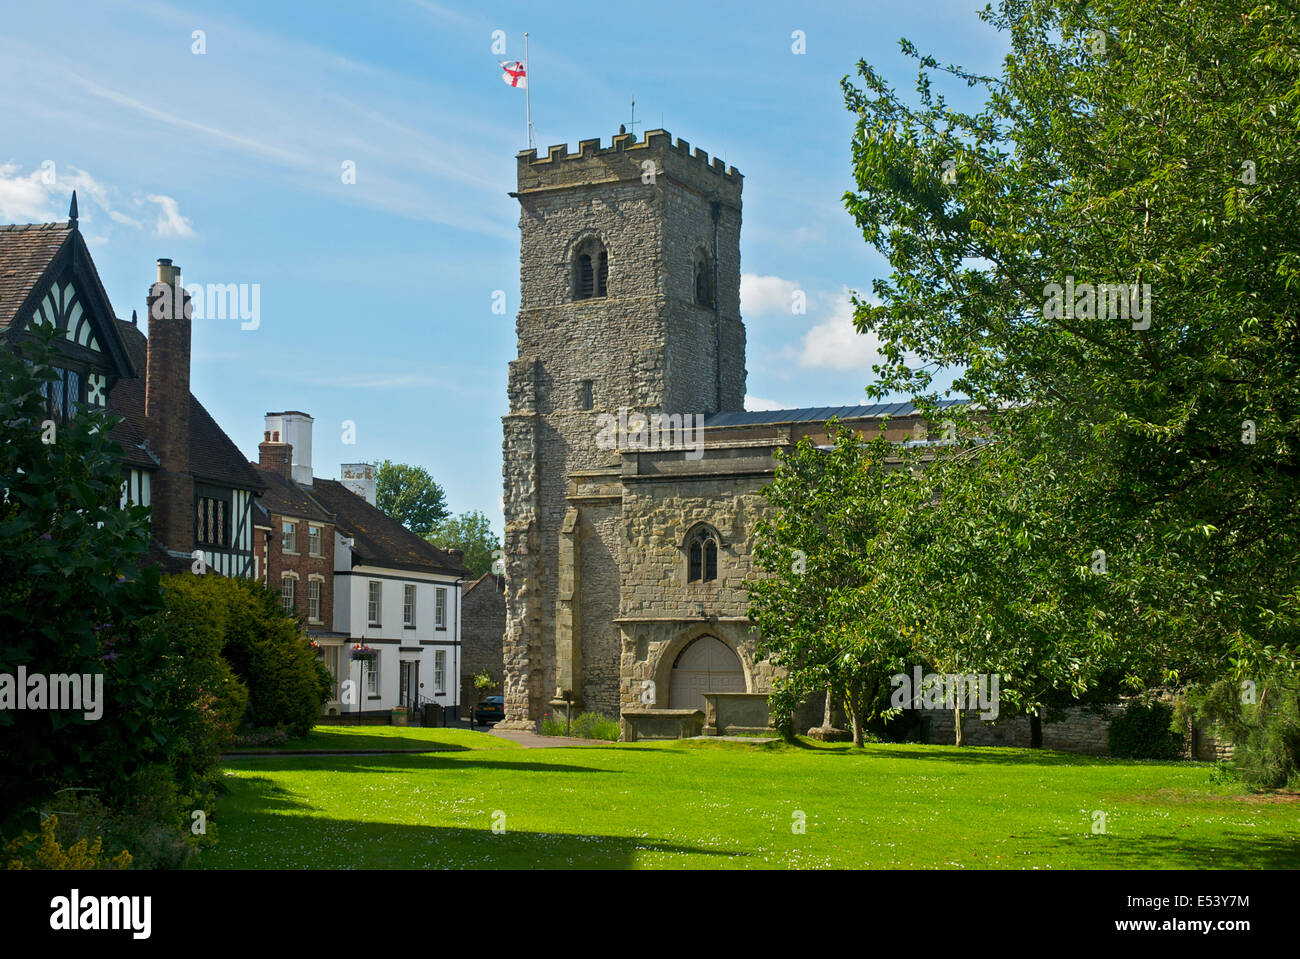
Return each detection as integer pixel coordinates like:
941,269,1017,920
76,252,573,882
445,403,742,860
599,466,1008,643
203,734,1300,869
228,725,520,754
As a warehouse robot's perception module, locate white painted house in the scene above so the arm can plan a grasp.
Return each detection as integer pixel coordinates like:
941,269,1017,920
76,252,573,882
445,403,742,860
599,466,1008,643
310,466,468,721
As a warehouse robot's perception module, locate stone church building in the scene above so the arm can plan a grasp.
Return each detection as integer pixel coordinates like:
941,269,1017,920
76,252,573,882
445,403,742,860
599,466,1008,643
499,129,938,739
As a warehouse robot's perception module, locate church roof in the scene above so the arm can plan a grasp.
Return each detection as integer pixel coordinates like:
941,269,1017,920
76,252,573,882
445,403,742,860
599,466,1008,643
703,398,966,428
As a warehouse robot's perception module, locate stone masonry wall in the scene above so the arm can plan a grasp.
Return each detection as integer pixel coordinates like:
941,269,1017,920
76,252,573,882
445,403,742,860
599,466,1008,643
502,130,744,727
460,574,505,708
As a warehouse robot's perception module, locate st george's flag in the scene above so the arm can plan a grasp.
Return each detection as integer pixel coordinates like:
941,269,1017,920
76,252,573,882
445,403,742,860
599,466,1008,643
500,60,527,88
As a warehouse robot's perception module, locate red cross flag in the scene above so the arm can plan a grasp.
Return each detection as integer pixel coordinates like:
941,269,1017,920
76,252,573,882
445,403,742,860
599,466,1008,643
500,60,527,88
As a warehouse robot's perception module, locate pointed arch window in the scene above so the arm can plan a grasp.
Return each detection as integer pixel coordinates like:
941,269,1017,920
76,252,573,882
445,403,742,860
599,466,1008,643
687,525,720,583
573,238,608,300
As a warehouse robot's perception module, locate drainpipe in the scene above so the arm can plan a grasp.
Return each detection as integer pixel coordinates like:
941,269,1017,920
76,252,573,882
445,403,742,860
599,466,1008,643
454,576,464,723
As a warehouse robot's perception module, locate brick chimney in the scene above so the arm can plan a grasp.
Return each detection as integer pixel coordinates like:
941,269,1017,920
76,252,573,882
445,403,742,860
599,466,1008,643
145,258,194,553
258,429,293,480
445,547,465,566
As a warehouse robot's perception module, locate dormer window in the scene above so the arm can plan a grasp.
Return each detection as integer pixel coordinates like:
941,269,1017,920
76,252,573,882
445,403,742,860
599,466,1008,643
687,525,720,583
574,239,608,300
694,251,714,308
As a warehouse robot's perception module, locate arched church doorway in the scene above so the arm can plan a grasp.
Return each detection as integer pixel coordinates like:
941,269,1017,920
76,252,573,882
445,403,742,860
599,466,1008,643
668,635,746,710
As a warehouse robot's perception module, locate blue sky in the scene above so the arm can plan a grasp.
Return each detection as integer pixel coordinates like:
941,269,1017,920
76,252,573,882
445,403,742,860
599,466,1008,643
0,0,1006,535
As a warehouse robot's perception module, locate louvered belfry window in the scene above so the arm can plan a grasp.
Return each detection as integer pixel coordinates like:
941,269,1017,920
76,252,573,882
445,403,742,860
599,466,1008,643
578,254,594,298
574,239,608,301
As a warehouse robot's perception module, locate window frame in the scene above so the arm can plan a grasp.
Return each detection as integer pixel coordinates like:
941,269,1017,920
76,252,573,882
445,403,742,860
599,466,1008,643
366,650,380,697
195,489,232,549
308,575,323,623
435,587,447,630
281,520,298,554
434,649,446,695
367,580,382,627
403,583,416,629
686,526,720,583
572,237,609,301
308,524,322,556
280,573,296,614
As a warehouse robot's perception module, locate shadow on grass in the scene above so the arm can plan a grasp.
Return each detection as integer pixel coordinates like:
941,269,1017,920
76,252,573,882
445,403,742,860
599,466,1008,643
1045,832,1300,869
222,752,616,776
206,775,740,869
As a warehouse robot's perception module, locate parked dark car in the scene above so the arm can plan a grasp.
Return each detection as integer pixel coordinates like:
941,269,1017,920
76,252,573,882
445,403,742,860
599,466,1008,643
473,695,505,727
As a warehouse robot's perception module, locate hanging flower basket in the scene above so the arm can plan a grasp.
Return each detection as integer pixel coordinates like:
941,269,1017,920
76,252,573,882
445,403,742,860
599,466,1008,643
350,643,378,663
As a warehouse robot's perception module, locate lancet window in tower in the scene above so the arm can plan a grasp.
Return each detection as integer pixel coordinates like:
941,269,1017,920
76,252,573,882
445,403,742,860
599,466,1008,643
574,238,608,300
687,525,720,583
694,251,715,308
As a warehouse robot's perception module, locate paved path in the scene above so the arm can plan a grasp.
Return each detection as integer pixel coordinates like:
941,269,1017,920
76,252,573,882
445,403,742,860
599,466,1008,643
487,727,612,749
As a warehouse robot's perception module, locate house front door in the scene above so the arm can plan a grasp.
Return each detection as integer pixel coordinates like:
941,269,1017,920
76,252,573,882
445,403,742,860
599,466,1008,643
399,661,419,707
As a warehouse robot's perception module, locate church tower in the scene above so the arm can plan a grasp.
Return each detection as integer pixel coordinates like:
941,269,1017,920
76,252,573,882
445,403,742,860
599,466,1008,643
500,129,745,727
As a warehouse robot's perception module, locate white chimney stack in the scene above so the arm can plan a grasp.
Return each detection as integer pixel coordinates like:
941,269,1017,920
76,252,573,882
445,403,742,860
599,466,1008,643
341,462,376,506
265,411,314,486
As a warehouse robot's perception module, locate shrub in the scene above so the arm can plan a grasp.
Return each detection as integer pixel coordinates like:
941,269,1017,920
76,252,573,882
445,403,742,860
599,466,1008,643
1181,671,1300,789
162,574,329,736
4,814,131,870
1108,699,1185,759
233,726,292,748
541,711,619,740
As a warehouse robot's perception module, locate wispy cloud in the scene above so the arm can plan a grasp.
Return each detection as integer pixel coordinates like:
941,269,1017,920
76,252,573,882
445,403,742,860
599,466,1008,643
144,193,195,237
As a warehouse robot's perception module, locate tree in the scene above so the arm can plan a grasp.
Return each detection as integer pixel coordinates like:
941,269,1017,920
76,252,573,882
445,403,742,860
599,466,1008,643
841,0,1300,694
0,325,166,830
374,460,449,537
428,510,501,578
749,422,923,745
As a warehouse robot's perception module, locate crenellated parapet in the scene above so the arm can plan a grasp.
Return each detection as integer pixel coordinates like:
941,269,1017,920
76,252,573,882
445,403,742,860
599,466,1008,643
516,129,742,203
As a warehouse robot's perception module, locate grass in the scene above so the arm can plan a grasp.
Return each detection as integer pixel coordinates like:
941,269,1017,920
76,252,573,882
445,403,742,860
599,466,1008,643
202,734,1300,869
227,725,521,754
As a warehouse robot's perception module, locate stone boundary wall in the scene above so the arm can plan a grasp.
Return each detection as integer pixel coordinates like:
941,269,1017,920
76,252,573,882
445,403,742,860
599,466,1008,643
922,703,1234,759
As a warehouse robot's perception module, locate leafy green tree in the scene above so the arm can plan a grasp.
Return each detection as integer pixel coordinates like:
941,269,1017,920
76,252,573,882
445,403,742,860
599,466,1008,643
750,422,923,745
375,460,449,537
0,325,166,830
428,510,501,578
840,0,1299,697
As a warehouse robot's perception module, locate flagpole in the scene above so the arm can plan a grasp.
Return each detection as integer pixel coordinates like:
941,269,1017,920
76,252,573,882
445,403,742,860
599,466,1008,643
524,32,532,149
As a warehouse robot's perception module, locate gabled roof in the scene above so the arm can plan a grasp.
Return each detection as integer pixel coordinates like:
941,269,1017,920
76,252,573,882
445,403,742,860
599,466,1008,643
702,398,967,428
0,223,70,329
310,478,467,578
110,320,265,492
463,572,504,596
253,466,335,524
0,221,136,381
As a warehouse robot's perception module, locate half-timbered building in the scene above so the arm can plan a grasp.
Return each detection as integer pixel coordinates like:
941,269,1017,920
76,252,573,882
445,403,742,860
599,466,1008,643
0,195,263,574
